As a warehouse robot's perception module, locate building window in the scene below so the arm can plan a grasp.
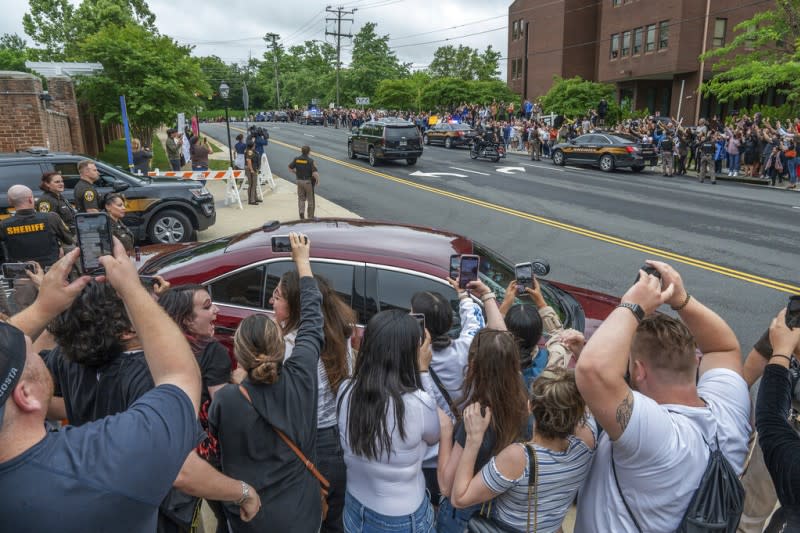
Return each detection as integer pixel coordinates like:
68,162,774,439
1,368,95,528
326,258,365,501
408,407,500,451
512,20,518,40
633,27,643,54
612,0,621,5
645,24,656,52
622,31,631,56
511,58,517,79
516,58,523,79
713,18,727,47
610,33,619,59
659,20,669,49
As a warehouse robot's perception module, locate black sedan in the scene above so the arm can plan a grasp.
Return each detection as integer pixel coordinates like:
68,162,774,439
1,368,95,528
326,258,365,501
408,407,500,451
423,123,478,149
551,133,656,172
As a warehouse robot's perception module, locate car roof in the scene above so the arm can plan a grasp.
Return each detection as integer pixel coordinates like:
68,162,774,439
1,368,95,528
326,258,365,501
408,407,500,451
144,218,474,281
0,151,82,161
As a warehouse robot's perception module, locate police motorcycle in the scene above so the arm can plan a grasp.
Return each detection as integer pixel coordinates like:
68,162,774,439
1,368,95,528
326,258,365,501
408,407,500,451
469,139,506,162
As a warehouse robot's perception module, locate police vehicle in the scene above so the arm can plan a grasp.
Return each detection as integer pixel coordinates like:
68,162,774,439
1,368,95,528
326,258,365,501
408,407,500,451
551,132,656,172
0,150,216,244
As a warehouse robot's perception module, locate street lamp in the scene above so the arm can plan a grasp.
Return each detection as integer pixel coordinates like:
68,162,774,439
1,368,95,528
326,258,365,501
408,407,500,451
219,81,234,169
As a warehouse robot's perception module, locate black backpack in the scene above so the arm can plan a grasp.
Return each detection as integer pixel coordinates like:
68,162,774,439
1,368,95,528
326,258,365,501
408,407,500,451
613,435,744,533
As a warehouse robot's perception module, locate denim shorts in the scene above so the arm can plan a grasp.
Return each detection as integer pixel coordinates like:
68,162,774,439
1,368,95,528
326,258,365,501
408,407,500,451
436,497,479,533
344,491,434,532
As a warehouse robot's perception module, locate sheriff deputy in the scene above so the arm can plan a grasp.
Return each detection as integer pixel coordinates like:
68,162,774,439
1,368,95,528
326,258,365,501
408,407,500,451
36,171,77,234
1,185,73,268
74,159,101,213
288,145,319,220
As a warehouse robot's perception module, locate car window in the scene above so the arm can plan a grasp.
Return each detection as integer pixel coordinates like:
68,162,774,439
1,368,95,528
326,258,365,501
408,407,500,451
374,268,461,332
263,260,356,310
575,135,593,144
0,163,44,190
385,127,418,140
207,265,266,309
52,162,81,188
594,135,611,145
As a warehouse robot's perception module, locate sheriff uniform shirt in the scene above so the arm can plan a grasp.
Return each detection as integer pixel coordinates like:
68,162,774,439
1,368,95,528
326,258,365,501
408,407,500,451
74,179,100,212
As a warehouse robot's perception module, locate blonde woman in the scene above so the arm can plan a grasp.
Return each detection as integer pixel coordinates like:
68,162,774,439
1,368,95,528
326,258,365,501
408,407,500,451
131,138,152,176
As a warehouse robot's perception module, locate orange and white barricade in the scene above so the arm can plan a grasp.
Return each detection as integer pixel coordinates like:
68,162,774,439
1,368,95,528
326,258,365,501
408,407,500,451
146,168,246,210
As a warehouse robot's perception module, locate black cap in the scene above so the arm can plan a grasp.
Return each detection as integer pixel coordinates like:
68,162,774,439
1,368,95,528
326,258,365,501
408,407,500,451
0,322,27,427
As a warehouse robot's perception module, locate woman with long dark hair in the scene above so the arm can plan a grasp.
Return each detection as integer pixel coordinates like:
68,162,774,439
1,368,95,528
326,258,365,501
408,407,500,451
271,271,356,533
209,233,326,532
435,329,530,533
337,309,441,532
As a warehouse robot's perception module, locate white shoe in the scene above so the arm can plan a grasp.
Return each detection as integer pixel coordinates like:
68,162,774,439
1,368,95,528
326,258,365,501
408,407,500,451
728,171,733,176
733,171,738,177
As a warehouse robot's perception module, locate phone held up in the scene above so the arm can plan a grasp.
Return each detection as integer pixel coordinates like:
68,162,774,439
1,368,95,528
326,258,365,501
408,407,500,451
75,212,114,274
449,254,460,281
515,262,534,295
1,262,34,279
270,234,308,253
787,295,800,329
458,255,480,289
410,313,426,344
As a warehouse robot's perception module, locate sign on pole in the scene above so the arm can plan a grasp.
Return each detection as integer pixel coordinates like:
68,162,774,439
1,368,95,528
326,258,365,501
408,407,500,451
355,97,370,106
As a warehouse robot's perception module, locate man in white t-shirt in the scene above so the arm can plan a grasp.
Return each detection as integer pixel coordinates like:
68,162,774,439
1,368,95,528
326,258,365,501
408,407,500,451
575,261,751,532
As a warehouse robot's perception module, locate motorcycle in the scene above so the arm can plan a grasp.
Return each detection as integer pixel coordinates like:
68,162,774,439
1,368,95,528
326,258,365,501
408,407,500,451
469,141,506,162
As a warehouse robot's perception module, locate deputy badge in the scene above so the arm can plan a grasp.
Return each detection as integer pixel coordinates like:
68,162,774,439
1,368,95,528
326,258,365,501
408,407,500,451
84,190,95,202
38,201,51,213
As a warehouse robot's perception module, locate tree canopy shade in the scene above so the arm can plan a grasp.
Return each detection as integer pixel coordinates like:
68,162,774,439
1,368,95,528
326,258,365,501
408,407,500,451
701,0,800,104
539,76,615,118
76,24,208,140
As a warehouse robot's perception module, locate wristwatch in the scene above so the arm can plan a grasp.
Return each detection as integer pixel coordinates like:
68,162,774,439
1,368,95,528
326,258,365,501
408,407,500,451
235,481,250,506
617,302,645,323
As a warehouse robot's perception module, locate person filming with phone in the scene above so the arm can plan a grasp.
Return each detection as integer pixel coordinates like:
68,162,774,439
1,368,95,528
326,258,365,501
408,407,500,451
0,185,73,269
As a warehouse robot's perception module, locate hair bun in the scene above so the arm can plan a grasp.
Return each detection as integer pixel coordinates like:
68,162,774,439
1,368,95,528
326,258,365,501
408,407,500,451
251,353,281,384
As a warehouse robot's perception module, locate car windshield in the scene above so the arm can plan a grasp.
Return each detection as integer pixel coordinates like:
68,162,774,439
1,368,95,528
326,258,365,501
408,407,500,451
385,126,418,140
95,161,147,185
452,124,472,131
472,241,567,323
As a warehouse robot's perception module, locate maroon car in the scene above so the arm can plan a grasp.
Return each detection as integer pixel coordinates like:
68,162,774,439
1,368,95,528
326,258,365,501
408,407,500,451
137,218,619,355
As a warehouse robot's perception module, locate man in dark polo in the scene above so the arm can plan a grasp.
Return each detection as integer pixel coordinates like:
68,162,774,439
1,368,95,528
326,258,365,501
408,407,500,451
74,159,101,213
0,185,72,268
288,145,319,220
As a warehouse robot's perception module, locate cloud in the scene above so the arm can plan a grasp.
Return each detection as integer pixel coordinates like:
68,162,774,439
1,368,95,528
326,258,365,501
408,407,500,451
2,0,508,75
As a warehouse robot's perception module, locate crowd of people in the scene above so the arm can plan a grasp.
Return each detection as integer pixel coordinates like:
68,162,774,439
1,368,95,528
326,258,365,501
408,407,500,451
1,216,799,532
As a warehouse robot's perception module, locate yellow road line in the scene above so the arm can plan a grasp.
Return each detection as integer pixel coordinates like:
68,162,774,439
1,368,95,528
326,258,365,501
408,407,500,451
236,129,799,294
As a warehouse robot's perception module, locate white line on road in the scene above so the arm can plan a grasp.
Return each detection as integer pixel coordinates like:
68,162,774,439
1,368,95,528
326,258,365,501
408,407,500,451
303,133,315,137
793,206,800,209
449,167,490,176
520,162,564,172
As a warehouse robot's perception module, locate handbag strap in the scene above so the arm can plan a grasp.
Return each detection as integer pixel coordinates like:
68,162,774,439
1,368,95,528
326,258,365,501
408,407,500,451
523,444,538,533
428,367,461,419
611,446,643,533
238,384,330,490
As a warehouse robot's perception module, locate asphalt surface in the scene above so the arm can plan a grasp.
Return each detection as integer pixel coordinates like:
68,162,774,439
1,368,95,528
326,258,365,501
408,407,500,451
202,120,799,349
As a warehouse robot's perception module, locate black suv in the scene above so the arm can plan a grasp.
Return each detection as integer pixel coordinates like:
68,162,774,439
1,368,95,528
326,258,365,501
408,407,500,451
0,150,216,243
348,119,423,166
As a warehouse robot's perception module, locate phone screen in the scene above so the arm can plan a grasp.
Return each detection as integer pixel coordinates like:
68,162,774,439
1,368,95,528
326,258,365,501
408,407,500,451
2,263,32,279
271,236,291,253
449,255,460,280
76,213,113,273
515,263,533,294
787,296,800,329
459,255,480,289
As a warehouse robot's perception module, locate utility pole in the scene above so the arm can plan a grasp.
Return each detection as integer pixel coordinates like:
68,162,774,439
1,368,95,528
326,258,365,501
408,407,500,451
265,33,281,109
325,5,355,108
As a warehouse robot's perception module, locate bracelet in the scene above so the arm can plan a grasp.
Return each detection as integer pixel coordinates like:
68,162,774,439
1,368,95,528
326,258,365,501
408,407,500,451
235,481,250,506
671,293,691,311
770,354,793,365
480,292,497,302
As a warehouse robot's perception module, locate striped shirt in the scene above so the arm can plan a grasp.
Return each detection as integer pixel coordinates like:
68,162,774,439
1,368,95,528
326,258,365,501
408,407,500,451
482,435,595,533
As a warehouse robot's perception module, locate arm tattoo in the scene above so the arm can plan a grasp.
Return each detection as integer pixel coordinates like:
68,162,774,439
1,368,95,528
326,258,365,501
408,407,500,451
616,391,634,433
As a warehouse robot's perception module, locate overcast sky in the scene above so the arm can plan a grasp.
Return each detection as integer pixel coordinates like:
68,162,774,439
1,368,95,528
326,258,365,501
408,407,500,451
3,0,510,75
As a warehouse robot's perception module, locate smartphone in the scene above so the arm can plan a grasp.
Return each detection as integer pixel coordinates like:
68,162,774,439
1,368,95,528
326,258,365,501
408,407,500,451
787,296,800,329
75,213,113,274
636,264,662,283
271,235,291,253
449,254,460,280
411,313,426,343
139,276,159,290
515,262,534,295
459,254,480,289
2,262,33,279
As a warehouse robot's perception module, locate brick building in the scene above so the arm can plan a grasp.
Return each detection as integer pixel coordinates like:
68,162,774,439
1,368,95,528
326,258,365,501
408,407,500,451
0,65,119,156
508,0,777,123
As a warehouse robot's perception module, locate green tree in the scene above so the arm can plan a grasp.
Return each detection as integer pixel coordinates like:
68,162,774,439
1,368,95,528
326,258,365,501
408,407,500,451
375,72,430,110
342,22,410,104
428,45,479,80
701,0,800,105
76,24,208,141
22,0,75,60
540,76,615,118
474,45,502,81
0,34,31,72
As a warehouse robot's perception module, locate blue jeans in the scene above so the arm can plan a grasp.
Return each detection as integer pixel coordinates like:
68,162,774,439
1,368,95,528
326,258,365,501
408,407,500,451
787,157,797,183
344,491,434,533
169,159,182,171
436,497,478,533
318,426,346,533
729,153,740,172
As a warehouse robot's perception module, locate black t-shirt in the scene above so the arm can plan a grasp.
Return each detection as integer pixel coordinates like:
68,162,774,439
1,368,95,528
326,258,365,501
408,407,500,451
289,155,316,180
42,347,154,426
453,416,533,474
197,340,232,407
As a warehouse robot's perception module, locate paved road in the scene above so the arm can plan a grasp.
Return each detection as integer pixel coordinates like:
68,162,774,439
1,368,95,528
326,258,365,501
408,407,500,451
202,121,799,348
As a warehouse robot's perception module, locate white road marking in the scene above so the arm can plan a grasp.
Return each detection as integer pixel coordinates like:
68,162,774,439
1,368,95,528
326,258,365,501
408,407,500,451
449,167,490,176
793,206,800,209
303,133,315,137
496,166,526,175
520,162,565,172
410,171,467,178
